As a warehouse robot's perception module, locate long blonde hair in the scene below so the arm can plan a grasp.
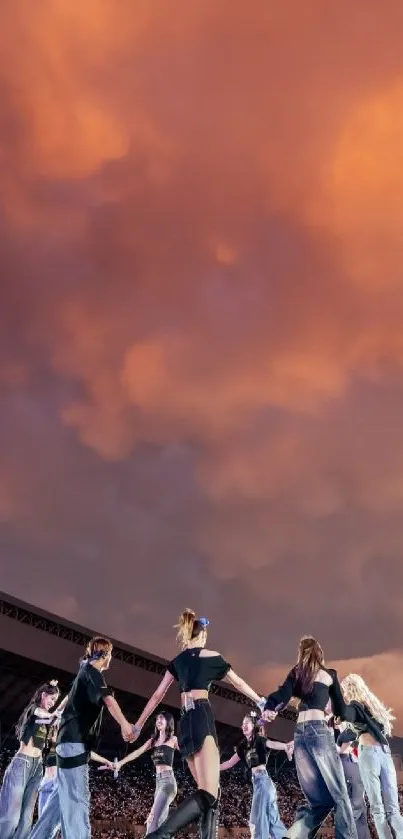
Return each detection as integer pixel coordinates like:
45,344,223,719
341,674,395,736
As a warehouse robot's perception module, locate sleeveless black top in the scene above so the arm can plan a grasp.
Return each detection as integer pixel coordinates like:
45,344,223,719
151,744,175,767
167,648,231,691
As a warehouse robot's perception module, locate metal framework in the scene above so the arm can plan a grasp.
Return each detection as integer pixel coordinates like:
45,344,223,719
0,596,296,720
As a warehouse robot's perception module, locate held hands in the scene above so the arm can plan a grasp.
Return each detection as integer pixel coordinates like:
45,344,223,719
285,741,294,761
123,721,142,743
262,709,277,722
121,720,134,742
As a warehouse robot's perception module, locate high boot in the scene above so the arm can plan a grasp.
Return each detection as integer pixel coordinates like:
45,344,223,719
146,790,216,839
199,789,220,839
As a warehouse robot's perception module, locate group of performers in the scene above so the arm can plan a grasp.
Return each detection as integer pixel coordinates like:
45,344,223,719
0,608,403,839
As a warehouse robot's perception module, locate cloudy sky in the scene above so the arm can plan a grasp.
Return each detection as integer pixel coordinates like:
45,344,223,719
1,0,403,732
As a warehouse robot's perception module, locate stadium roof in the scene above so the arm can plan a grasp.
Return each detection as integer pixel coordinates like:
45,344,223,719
0,591,296,755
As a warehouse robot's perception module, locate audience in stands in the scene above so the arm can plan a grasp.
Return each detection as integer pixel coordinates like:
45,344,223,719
1,745,403,839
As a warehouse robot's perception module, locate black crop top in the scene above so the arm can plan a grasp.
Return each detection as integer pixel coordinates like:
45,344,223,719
264,667,345,716
43,723,58,767
20,712,52,750
151,744,175,767
236,735,267,769
341,701,387,746
167,648,231,692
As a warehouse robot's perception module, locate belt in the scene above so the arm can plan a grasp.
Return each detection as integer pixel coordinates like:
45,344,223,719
180,698,209,716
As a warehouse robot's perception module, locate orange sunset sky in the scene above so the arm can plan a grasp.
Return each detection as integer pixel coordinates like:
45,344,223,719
1,0,403,731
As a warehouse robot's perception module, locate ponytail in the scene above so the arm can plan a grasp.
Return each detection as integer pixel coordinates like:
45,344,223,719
82,636,113,663
175,609,208,649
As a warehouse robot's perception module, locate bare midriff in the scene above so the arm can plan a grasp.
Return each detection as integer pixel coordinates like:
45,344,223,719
359,732,378,746
17,741,43,759
297,709,327,723
180,689,209,706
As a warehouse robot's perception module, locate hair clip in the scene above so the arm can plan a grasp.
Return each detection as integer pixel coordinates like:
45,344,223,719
199,617,210,628
49,680,58,687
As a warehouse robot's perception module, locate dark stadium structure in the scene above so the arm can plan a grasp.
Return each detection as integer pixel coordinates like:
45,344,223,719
0,591,296,762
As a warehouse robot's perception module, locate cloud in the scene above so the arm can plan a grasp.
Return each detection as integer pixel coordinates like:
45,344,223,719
1,0,403,732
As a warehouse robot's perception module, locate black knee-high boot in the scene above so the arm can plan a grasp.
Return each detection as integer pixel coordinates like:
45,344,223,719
146,790,216,839
199,789,220,839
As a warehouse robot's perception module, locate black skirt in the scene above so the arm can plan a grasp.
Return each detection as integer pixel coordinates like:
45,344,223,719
178,699,218,758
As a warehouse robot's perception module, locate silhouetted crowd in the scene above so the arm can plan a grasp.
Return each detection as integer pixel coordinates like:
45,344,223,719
1,746,403,839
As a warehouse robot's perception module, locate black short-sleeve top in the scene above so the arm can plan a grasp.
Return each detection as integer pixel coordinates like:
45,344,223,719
167,648,231,692
57,662,113,748
20,712,51,750
236,735,267,768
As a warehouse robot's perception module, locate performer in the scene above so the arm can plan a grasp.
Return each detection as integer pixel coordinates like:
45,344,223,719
130,609,266,839
108,711,178,834
263,635,357,839
34,635,133,839
334,724,370,839
219,711,292,839
340,674,403,839
0,679,60,839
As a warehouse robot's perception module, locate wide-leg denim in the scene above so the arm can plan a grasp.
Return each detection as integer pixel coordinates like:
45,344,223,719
340,754,370,839
146,769,177,833
249,768,286,839
28,782,60,839
0,753,42,839
358,744,403,839
38,775,57,818
55,743,90,839
288,720,357,839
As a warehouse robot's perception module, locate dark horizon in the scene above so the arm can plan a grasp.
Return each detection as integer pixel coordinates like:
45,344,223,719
1,0,403,735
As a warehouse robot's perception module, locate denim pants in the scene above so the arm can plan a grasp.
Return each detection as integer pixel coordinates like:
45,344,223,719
38,775,57,818
56,743,90,839
358,744,403,839
249,768,286,839
340,754,370,839
146,769,177,833
0,753,42,839
288,720,358,839
28,782,61,839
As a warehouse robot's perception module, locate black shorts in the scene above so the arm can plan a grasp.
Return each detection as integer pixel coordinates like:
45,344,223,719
178,699,218,758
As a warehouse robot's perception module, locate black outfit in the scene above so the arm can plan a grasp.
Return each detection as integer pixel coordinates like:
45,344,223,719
264,666,345,714
236,735,267,768
167,648,230,758
151,745,175,767
337,729,370,839
20,713,51,750
339,702,388,746
57,661,113,767
146,648,231,839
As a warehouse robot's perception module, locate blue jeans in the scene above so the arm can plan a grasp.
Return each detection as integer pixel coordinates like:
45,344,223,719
56,743,90,839
146,770,177,833
340,754,370,839
28,782,60,839
288,720,357,839
250,768,286,839
358,744,403,839
0,753,42,839
38,776,57,818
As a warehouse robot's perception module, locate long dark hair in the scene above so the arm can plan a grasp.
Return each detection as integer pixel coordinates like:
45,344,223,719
150,711,175,747
294,636,324,696
240,712,260,750
16,681,60,740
